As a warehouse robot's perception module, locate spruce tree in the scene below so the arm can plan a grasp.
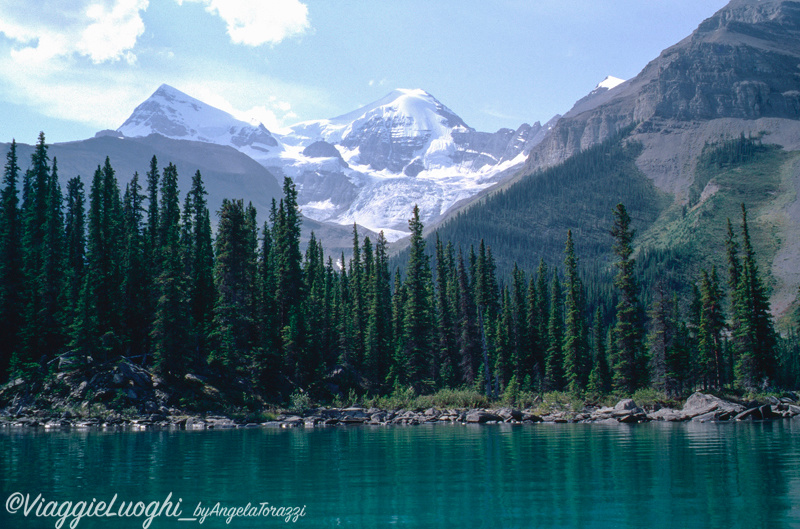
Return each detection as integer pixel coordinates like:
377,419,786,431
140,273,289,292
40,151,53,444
647,280,675,392
697,267,725,389
16,135,68,372
455,248,480,386
562,230,587,393
0,140,23,380
587,307,610,395
78,158,125,361
399,205,434,391
730,204,777,389
151,163,187,377
610,203,644,393
121,173,148,359
544,272,564,391
365,232,392,390
434,235,457,387
274,177,303,331
63,176,86,339
209,199,256,372
183,171,215,363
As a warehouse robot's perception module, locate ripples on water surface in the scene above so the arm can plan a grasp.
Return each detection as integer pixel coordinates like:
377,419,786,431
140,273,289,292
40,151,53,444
2,421,800,528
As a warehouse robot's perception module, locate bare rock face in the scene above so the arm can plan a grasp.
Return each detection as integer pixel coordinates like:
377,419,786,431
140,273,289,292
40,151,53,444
681,392,745,419
524,0,800,173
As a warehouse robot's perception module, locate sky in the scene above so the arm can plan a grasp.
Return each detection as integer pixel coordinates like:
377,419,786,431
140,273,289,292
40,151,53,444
0,0,731,145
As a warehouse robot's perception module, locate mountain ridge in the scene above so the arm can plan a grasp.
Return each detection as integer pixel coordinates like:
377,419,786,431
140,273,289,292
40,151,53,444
114,83,562,239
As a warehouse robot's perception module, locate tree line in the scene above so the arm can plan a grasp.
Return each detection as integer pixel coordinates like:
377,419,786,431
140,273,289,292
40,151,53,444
0,134,797,406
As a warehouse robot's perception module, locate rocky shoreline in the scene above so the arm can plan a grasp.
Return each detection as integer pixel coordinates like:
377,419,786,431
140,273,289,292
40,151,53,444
2,391,799,431
1,359,798,431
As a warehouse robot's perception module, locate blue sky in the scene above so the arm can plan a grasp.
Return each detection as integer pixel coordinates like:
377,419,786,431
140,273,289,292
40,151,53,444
0,0,729,144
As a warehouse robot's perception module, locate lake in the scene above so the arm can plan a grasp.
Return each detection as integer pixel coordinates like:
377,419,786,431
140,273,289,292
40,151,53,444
2,421,799,528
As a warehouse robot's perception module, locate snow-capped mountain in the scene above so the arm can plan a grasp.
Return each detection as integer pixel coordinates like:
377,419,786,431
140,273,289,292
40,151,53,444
116,84,559,240
118,84,282,156
563,75,627,118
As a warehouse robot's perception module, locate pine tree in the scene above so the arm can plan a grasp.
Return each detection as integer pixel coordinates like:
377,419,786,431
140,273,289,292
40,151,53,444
151,163,187,377
730,204,777,389
455,248,480,386
494,287,513,389
209,199,257,371
647,280,675,392
348,224,366,371
610,203,644,393
697,267,725,389
0,140,23,380
77,158,125,361
587,307,610,395
121,173,149,359
510,264,528,384
183,171,215,363
398,205,435,391
17,133,54,372
301,232,327,388
274,177,303,331
562,230,587,393
544,272,564,391
365,231,392,390
63,176,86,352
532,259,550,389
434,235,457,387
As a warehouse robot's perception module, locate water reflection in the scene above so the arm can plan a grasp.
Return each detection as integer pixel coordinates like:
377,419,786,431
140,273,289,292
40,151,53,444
1,421,799,528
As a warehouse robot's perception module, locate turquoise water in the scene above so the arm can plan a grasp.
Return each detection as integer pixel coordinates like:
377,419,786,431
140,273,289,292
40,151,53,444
2,421,800,528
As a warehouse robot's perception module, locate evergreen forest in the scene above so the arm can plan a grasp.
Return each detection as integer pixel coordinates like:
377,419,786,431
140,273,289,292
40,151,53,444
1,133,799,411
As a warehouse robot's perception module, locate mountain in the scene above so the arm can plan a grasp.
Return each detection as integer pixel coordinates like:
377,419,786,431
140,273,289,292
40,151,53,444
118,84,283,158
429,0,800,321
117,85,557,240
1,134,372,257
523,0,800,175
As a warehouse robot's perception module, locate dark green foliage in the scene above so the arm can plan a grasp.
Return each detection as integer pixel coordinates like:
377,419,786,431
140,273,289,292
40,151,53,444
16,134,66,374
209,199,255,371
2,132,791,404
152,163,188,377
587,307,610,396
697,267,725,389
183,171,216,364
611,203,645,393
122,173,149,360
729,204,777,390
274,177,303,331
562,230,588,393
431,128,667,278
396,205,435,391
0,140,23,380
63,176,85,337
544,273,564,392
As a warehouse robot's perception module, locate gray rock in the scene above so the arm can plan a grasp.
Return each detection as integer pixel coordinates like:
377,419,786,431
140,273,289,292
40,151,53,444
496,408,523,422
466,411,502,424
185,417,206,430
521,412,543,423
693,411,723,423
648,408,685,422
615,399,639,411
681,392,744,419
734,407,763,421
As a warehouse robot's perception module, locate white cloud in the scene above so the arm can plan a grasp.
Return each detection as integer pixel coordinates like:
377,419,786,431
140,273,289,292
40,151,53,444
178,0,309,46
0,1,148,64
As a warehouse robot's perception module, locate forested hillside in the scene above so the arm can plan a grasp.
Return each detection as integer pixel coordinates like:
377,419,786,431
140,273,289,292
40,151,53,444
1,134,799,412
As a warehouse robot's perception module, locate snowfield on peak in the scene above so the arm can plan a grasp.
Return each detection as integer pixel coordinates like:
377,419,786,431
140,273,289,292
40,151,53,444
596,75,625,90
118,84,282,155
116,84,561,239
